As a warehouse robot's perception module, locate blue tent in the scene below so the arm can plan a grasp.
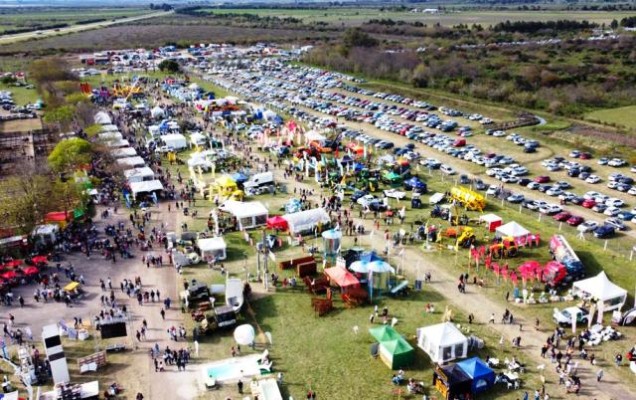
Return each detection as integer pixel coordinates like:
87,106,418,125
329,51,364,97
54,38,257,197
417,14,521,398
232,172,249,184
457,357,495,394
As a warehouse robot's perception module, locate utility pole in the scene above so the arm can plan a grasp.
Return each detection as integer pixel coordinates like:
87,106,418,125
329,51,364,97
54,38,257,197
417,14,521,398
262,229,269,291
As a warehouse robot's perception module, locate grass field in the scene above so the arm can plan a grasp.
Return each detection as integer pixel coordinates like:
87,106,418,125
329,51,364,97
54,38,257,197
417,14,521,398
204,8,636,26
585,106,636,132
0,82,39,105
0,7,149,33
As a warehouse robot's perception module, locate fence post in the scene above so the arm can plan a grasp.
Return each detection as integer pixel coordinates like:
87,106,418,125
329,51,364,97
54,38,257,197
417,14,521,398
604,240,608,251
559,222,562,231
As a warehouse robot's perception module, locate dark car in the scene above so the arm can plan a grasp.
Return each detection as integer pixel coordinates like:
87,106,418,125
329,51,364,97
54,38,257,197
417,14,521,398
351,190,369,202
459,174,471,184
368,201,388,212
568,168,581,178
538,184,552,193
474,179,487,191
518,178,532,186
570,196,585,205
593,225,615,238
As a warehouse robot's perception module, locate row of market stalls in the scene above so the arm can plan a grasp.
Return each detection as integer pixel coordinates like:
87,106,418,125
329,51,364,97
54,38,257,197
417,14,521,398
95,112,165,201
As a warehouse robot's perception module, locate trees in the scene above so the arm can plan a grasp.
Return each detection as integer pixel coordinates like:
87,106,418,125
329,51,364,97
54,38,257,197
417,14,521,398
158,59,180,73
47,138,93,173
0,171,54,235
342,28,378,49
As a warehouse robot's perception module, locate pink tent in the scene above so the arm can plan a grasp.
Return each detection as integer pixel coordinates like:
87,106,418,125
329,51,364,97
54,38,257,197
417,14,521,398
2,270,19,280
266,216,288,231
4,260,22,268
518,260,542,280
23,266,39,276
31,255,48,264
324,267,360,288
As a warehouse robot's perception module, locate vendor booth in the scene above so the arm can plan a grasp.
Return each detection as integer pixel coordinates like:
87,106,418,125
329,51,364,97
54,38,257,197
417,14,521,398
572,272,627,312
266,216,288,231
479,214,503,232
369,326,401,342
416,322,468,364
129,180,164,199
94,111,112,125
98,131,123,142
219,200,268,230
105,139,130,148
197,237,227,261
495,221,530,241
433,364,473,400
283,208,330,236
124,167,155,183
324,266,360,289
117,156,146,168
379,338,415,369
456,357,496,395
214,176,238,198
190,132,208,148
110,147,137,159
161,133,187,151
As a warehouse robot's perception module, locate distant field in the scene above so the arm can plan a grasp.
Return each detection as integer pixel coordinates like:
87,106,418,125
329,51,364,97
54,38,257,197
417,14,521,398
586,105,636,131
0,83,39,105
205,8,636,26
0,7,148,34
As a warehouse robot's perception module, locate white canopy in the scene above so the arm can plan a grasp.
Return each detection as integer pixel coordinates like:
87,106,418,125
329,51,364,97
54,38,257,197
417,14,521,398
416,322,468,364
190,132,208,146
94,111,111,125
219,200,268,230
100,124,119,132
98,131,123,141
105,139,130,148
197,237,227,261
304,130,326,144
495,221,530,239
110,147,137,159
572,272,627,312
161,133,187,150
129,180,164,198
124,167,155,183
283,208,330,235
117,156,146,168
479,213,502,224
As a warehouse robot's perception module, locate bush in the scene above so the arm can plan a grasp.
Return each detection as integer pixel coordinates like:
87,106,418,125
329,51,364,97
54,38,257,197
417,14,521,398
158,59,180,73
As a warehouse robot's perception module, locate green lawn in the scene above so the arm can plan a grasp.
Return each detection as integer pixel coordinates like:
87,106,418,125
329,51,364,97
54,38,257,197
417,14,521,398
0,82,39,105
586,106,636,132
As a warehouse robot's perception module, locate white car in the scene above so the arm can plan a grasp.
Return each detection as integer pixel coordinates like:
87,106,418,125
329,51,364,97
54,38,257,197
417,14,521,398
604,207,621,216
486,185,499,196
546,187,564,196
383,189,406,200
628,187,636,196
527,182,540,190
440,164,456,175
539,204,562,215
608,158,626,167
585,175,601,184
486,168,502,177
356,195,377,207
584,191,601,200
553,307,589,326
577,221,599,233
605,198,625,208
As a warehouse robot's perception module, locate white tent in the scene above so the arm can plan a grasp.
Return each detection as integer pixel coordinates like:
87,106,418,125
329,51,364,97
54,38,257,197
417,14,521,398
304,130,326,144
219,200,268,230
105,139,130,148
94,111,111,125
283,208,330,235
110,147,137,159
572,272,627,312
416,322,468,364
98,131,123,142
129,180,164,198
100,124,119,132
495,221,530,239
197,237,227,261
117,156,146,168
161,133,187,151
124,167,155,183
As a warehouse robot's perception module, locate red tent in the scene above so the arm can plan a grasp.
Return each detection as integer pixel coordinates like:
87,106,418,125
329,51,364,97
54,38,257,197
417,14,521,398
23,266,39,276
44,211,73,224
4,259,22,268
266,216,288,231
324,266,360,288
31,255,48,264
518,260,541,280
2,270,19,280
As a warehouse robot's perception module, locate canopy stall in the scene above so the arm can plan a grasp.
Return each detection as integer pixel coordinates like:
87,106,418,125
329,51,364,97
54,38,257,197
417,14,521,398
479,214,503,232
110,147,137,159
495,221,530,240
99,124,119,132
416,322,468,364
190,132,208,147
197,237,227,261
219,200,268,230
94,111,112,125
266,216,288,231
433,364,473,400
369,326,401,343
323,266,360,288
161,133,187,151
379,338,415,369
214,176,238,198
105,139,130,148
129,180,164,199
572,272,627,312
282,208,330,236
98,131,123,142
124,167,155,183
117,156,146,168
457,357,496,395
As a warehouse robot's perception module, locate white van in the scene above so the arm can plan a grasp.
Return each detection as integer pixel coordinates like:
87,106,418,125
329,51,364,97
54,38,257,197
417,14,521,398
440,164,456,175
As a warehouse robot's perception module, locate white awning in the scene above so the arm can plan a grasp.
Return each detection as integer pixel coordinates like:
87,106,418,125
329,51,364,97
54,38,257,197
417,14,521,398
117,156,146,168
110,147,137,159
124,167,155,183
98,131,123,141
129,180,164,197
94,111,111,125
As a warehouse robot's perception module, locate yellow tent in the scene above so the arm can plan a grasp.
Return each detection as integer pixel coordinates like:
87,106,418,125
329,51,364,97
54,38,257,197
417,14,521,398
64,282,80,292
214,175,238,197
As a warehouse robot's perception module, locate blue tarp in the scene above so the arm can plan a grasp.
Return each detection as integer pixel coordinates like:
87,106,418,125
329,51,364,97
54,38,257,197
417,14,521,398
232,172,248,183
456,357,495,394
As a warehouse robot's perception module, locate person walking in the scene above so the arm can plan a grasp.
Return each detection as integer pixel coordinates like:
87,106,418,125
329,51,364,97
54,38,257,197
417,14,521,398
237,379,243,394
596,369,603,382
489,313,495,324
277,372,283,385
160,308,165,320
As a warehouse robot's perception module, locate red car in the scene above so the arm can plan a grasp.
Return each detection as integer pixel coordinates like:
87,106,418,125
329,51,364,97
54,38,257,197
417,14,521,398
579,152,592,160
553,212,572,222
534,176,551,183
582,199,596,209
566,216,585,226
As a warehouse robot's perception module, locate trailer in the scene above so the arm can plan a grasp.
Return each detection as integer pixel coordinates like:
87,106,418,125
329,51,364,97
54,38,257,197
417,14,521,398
549,235,585,282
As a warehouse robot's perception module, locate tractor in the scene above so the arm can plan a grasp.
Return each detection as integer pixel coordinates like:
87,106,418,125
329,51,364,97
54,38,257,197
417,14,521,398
488,238,519,259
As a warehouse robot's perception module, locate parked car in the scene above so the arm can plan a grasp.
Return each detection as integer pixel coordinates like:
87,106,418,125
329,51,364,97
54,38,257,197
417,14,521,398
605,218,627,231
566,216,584,226
440,164,456,175
534,176,551,183
539,204,562,215
553,307,589,326
383,189,406,200
593,225,615,238
507,194,525,203
577,221,598,233
553,212,572,222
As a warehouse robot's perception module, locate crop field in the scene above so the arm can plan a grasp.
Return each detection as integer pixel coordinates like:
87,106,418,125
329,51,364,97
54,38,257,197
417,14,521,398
0,7,149,33
0,23,335,55
585,106,636,132
204,8,636,26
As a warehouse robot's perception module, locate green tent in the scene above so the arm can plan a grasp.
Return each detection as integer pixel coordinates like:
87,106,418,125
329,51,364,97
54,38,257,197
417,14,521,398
369,325,401,343
379,337,415,369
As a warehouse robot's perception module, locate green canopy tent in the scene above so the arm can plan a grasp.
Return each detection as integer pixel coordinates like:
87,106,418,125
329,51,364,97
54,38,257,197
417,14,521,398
379,337,415,369
369,325,401,343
